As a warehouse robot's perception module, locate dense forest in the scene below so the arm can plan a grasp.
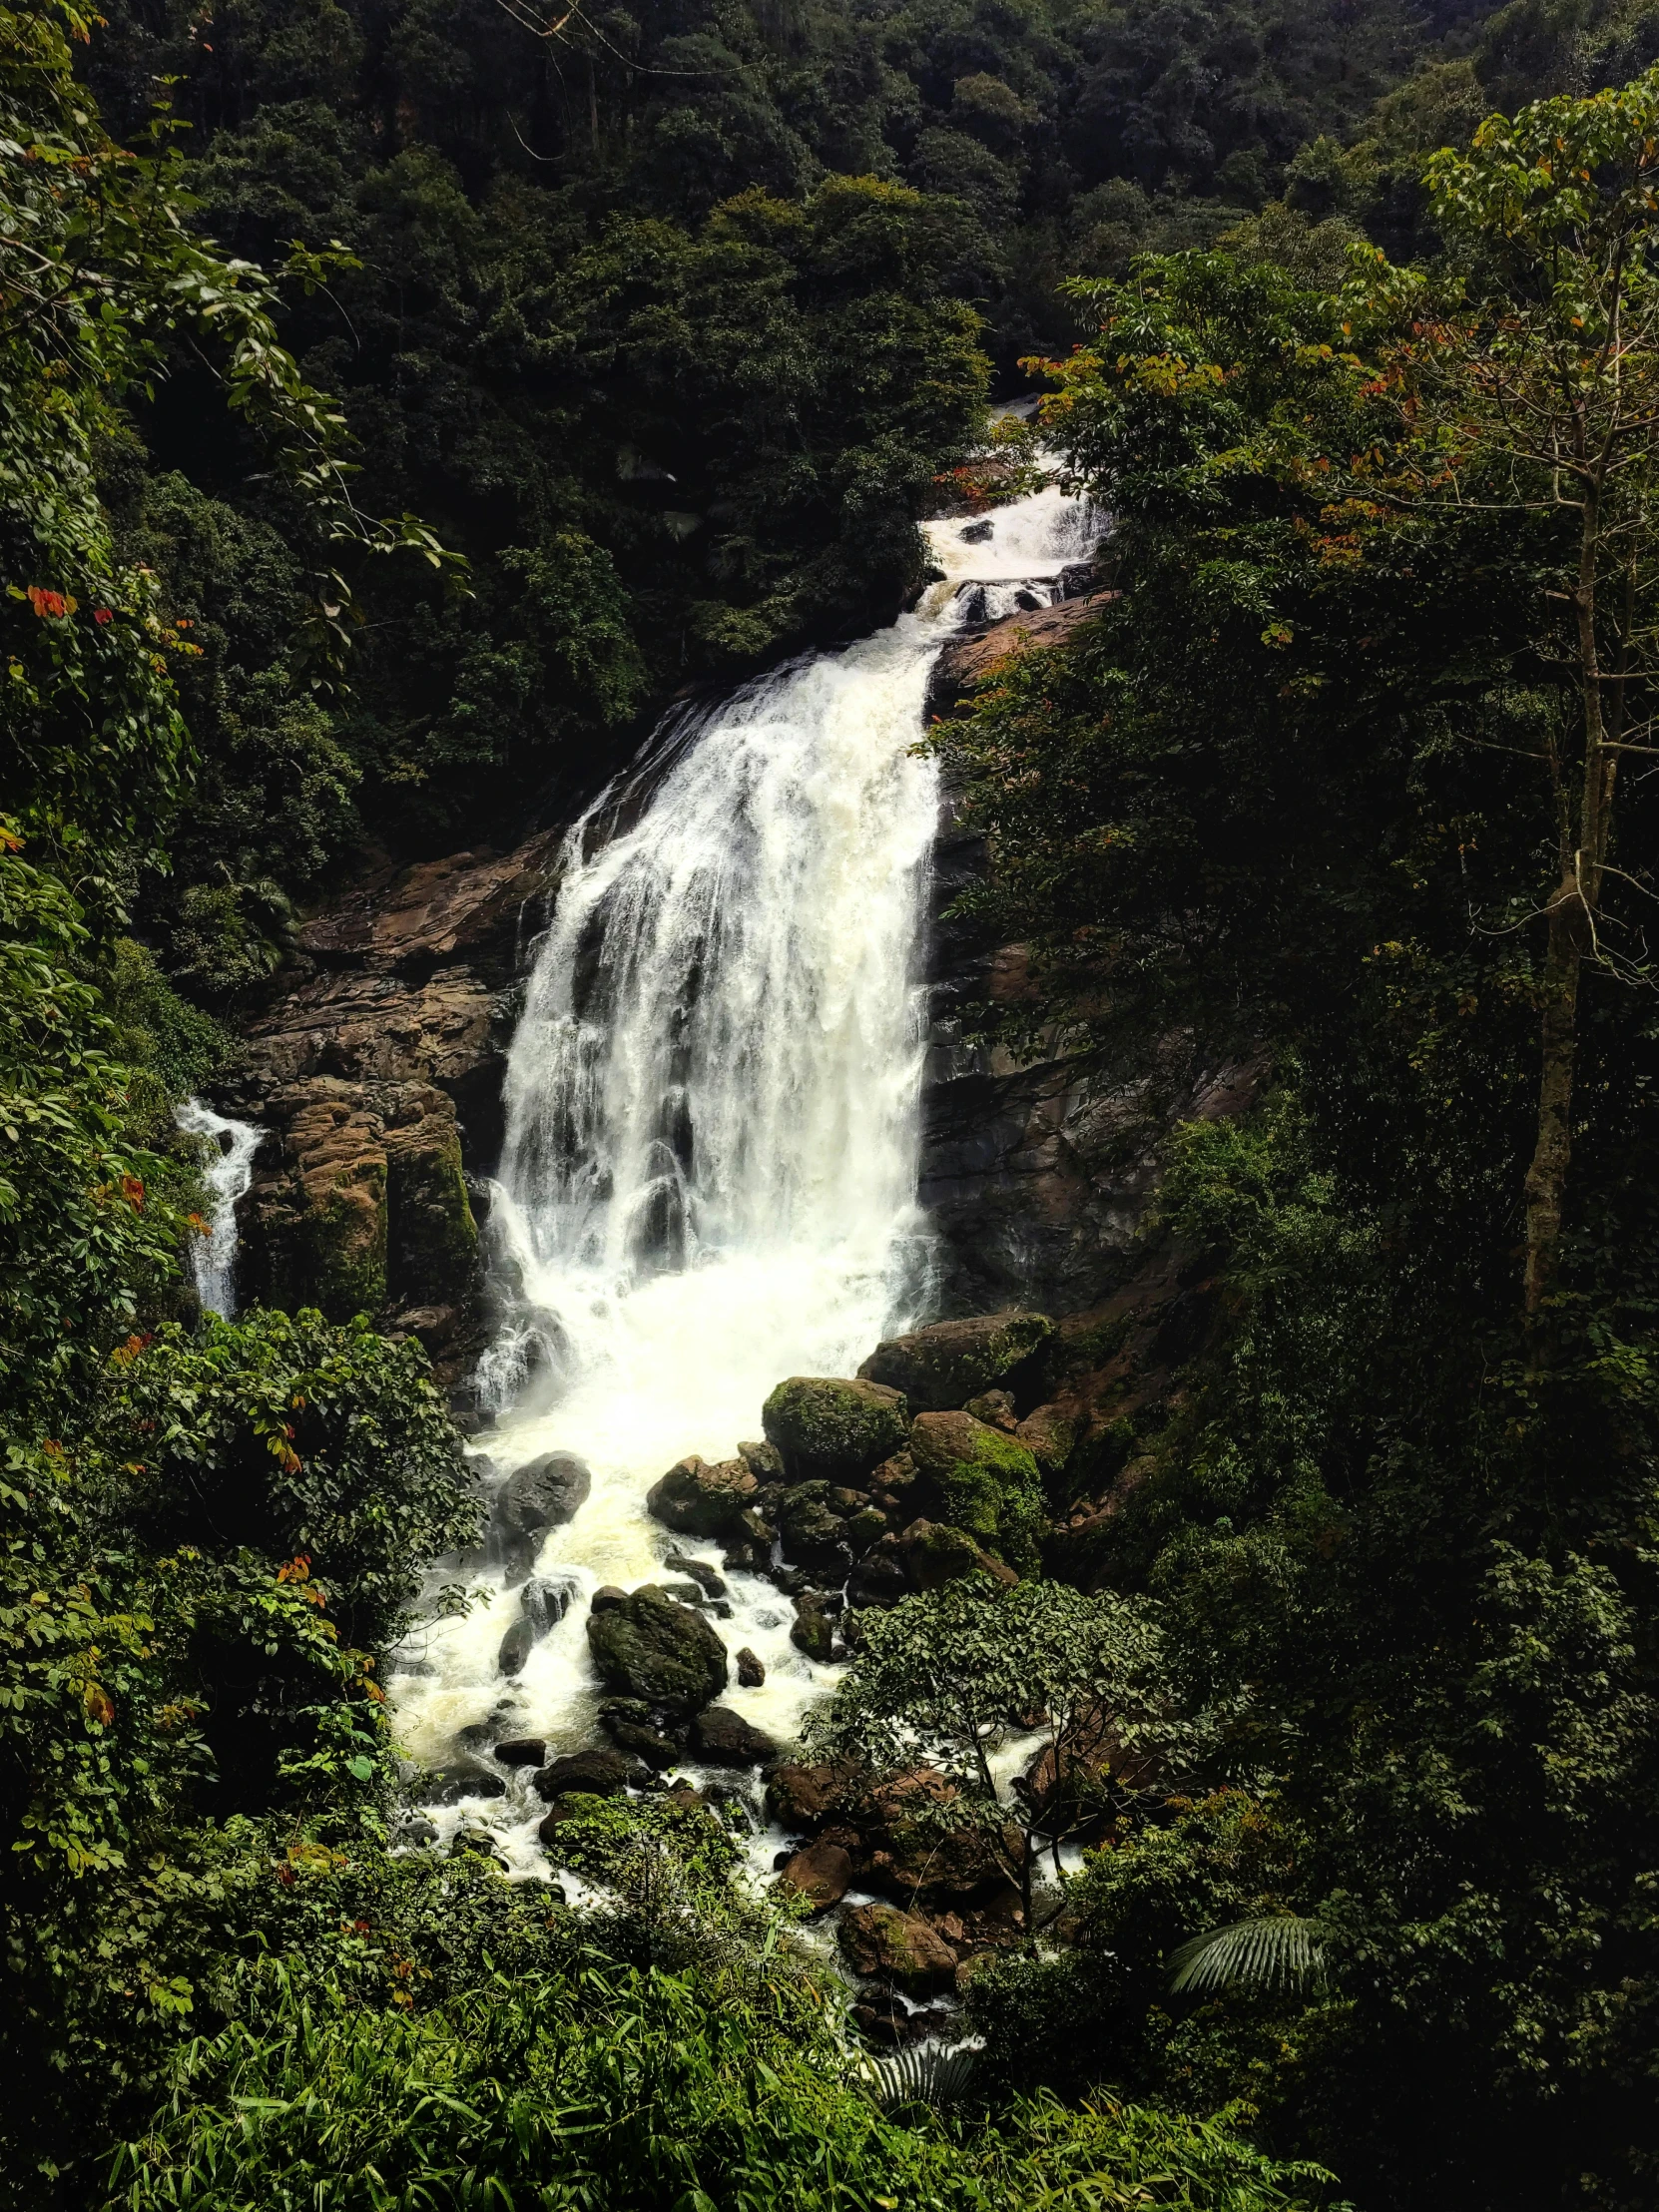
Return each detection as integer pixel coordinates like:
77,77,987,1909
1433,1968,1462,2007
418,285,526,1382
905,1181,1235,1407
5,0,1659,2207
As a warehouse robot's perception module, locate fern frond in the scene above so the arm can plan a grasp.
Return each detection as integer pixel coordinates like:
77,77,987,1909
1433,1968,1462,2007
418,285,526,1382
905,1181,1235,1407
1166,1915,1332,1996
862,2040,979,2110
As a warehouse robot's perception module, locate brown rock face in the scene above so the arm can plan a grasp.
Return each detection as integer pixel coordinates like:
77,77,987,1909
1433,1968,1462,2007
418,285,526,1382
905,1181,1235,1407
216,831,561,1394
930,592,1119,707
778,1839,852,1912
838,1902,957,1992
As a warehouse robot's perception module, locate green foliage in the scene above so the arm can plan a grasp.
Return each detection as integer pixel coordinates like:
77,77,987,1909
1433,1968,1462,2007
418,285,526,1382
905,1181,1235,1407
100,1962,1343,2212
1168,1917,1333,1997
0,833,183,1418
101,1310,478,1656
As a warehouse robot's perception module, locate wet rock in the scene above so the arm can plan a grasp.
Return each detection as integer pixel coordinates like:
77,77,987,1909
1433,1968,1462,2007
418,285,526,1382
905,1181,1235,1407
646,1453,758,1536
393,1813,439,1847
839,1903,957,1993
851,2001,904,2047
690,1706,781,1767
959,518,994,543
908,1411,1044,1573
720,1508,773,1572
498,1452,593,1534
846,1537,911,1609
762,1377,909,1481
605,1719,682,1770
963,1388,1018,1430
492,1454,592,1582
586,1584,729,1715
664,1553,727,1598
590,1584,629,1612
778,1839,852,1912
895,1516,1015,1593
766,1759,862,1831
497,1574,574,1675
791,1598,835,1663
1058,560,1097,598
533,1747,637,1800
1015,1402,1077,1477
736,1646,766,1687
738,1438,785,1480
492,1736,546,1767
777,1480,853,1571
423,1766,507,1805
859,1311,1054,1412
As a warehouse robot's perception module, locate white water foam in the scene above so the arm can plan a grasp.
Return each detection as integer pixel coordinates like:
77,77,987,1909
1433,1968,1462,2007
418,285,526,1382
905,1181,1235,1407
175,1097,263,1319
388,482,1098,1863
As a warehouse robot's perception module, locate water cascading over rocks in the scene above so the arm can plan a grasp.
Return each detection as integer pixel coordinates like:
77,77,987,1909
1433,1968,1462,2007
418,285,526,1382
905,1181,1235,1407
387,483,1097,1871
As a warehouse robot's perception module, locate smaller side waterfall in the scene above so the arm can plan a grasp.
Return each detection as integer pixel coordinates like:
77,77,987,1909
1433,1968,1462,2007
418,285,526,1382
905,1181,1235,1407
175,1098,263,1318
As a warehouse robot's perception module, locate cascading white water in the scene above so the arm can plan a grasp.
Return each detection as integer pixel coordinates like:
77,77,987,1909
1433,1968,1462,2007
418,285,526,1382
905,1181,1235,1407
389,480,1097,1871
175,1097,264,1318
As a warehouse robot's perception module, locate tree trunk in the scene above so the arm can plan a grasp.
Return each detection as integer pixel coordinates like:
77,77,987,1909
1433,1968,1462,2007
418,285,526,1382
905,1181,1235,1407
1522,879,1584,1326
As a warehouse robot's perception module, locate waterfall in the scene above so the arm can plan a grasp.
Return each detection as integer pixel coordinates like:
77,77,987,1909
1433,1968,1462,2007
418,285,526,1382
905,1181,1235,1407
175,1098,263,1319
389,480,1097,1868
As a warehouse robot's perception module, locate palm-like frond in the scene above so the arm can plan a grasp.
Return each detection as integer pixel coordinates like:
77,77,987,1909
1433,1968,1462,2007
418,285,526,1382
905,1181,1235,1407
1166,1915,1332,1996
862,2040,979,2111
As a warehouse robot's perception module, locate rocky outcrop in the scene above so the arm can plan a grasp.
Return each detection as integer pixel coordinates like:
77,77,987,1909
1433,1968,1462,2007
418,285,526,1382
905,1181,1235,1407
860,1311,1053,1410
923,592,1261,1316
218,833,561,1393
907,1409,1044,1572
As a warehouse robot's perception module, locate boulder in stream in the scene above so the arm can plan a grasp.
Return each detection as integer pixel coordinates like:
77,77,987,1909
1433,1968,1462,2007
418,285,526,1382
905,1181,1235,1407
761,1377,908,1480
646,1453,757,1536
777,1839,851,1913
586,1583,729,1715
838,1903,957,1993
532,1746,638,1799
690,1705,781,1767
490,1451,592,1582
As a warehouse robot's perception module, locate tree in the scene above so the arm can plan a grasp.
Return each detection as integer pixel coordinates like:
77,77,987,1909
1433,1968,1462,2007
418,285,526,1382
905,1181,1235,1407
808,1577,1197,1927
1359,69,1659,1330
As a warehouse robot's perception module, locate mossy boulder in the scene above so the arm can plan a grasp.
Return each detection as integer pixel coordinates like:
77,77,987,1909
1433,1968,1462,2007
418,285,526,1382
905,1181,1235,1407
907,1410,1045,1575
646,1453,758,1536
838,1902,957,1993
762,1376,908,1481
585,1584,729,1716
858,1311,1054,1412
777,1479,853,1569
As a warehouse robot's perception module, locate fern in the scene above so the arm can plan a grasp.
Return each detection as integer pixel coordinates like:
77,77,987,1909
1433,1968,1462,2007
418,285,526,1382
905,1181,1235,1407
1166,1916,1333,1996
861,2040,980,2111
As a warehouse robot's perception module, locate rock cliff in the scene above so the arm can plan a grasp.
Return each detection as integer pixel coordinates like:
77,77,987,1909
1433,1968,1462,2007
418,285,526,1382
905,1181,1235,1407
216,834,561,1393
920,592,1261,1316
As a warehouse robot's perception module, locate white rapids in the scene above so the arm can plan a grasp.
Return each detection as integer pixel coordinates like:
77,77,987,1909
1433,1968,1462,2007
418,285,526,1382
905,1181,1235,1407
388,480,1097,1873
175,1097,264,1319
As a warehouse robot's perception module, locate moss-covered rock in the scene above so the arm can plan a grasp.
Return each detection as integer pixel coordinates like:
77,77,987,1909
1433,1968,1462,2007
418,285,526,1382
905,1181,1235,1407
762,1376,908,1480
858,1311,1054,1412
907,1410,1045,1575
777,1479,852,1568
838,1902,957,1992
646,1452,758,1536
585,1584,729,1715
